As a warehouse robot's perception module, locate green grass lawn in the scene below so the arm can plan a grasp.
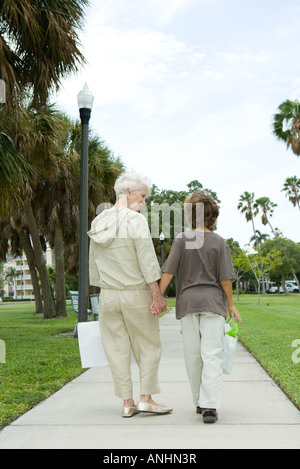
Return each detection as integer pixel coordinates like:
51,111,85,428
233,293,300,410
0,302,83,429
0,293,299,429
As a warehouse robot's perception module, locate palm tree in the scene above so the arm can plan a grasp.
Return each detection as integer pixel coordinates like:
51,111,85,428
272,99,300,156
237,191,257,243
4,267,19,298
0,131,32,213
0,216,43,312
60,118,124,276
37,116,124,315
1,103,124,317
0,1,89,316
37,123,79,317
282,176,300,209
1,104,67,318
18,225,43,314
254,197,278,236
0,0,89,109
249,230,270,247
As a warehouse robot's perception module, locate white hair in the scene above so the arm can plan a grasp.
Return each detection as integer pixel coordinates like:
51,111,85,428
114,171,152,199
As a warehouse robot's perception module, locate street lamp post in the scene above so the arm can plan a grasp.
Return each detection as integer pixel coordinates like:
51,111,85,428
159,232,165,267
77,84,94,330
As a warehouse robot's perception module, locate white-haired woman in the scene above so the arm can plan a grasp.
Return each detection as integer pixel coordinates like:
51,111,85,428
88,171,172,417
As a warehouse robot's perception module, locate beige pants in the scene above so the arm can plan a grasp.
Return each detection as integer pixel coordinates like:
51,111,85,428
181,312,225,410
99,288,162,399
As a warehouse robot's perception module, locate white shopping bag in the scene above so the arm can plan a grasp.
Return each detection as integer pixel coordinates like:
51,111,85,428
223,319,238,375
77,321,136,368
77,321,108,368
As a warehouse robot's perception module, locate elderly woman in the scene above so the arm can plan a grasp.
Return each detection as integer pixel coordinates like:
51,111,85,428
88,171,172,417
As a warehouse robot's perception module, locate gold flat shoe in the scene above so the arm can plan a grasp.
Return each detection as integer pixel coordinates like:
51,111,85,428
137,402,172,414
122,406,139,418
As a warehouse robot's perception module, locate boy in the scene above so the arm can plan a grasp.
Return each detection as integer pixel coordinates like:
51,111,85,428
159,191,242,423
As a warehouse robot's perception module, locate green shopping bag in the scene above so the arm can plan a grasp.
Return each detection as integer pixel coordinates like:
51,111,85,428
225,318,238,338
223,318,238,375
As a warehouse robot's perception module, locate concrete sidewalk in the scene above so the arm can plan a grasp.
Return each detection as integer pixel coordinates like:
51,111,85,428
0,311,299,449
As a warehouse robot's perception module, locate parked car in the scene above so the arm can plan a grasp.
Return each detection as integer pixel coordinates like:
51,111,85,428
267,282,299,293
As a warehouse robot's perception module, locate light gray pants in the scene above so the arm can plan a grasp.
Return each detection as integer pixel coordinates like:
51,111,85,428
99,288,162,400
181,312,225,410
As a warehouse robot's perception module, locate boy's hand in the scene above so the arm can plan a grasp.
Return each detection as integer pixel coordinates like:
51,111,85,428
228,304,242,323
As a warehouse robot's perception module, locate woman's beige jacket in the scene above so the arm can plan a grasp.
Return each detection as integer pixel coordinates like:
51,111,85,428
88,207,161,290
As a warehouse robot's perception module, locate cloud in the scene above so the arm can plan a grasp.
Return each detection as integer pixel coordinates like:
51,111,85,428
56,25,206,121
87,0,209,26
143,0,202,23
217,50,268,63
53,1,300,248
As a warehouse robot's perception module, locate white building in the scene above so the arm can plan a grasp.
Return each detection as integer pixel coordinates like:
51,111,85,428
3,247,54,300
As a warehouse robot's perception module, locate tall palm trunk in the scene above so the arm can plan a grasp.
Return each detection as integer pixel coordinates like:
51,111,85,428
251,216,257,244
19,228,43,315
23,200,55,318
267,219,276,236
54,223,66,317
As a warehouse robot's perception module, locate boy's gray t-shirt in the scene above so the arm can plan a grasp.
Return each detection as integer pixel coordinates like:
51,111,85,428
162,231,234,319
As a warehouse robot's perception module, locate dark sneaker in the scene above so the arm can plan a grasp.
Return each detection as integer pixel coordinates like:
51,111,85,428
202,408,218,424
196,407,202,414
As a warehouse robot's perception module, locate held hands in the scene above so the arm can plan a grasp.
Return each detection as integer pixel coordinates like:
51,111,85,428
148,281,169,317
227,304,242,323
150,297,169,317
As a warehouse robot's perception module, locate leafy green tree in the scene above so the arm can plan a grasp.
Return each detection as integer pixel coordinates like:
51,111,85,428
226,238,250,300
146,180,220,262
260,238,300,295
282,176,300,210
245,247,282,304
272,99,300,157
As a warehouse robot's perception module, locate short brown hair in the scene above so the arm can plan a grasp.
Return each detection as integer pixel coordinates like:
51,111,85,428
185,190,219,230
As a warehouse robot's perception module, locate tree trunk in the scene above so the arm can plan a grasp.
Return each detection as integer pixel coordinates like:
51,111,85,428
267,219,276,237
251,216,257,244
54,223,66,317
257,276,261,304
19,228,43,315
292,269,300,290
262,276,266,294
280,270,290,296
23,200,55,318
236,275,240,301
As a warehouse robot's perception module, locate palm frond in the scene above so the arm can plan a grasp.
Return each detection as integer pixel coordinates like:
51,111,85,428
0,131,32,212
0,0,90,107
272,99,300,156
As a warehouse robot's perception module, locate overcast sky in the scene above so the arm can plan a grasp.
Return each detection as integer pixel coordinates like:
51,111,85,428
54,0,300,247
